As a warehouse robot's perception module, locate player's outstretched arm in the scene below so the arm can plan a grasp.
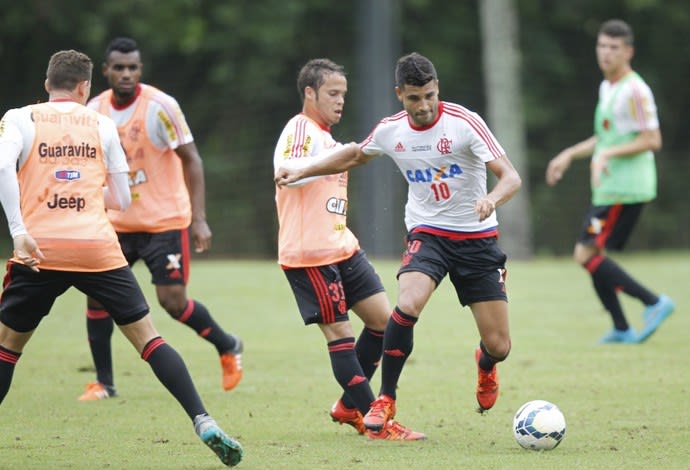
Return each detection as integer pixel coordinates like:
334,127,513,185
545,135,597,186
274,142,373,186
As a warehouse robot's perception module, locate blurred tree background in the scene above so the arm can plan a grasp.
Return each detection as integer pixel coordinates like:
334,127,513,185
1,0,688,260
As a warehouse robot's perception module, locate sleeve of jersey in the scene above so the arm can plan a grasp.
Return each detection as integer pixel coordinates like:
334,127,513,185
99,116,130,174
152,93,194,150
626,81,659,131
0,165,25,237
273,117,328,187
465,111,506,162
359,121,386,156
85,97,99,111
0,111,27,237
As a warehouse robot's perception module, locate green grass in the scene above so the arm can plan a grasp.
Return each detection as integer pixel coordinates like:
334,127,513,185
1,253,689,469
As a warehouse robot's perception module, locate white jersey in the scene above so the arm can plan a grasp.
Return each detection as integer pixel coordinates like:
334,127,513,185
360,101,505,234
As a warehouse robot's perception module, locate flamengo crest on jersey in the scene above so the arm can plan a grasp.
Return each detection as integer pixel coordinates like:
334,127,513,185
361,101,505,234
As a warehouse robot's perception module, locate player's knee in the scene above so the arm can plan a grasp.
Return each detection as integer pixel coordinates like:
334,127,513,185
321,321,355,341
574,244,596,266
351,294,390,331
395,298,423,317
497,343,511,362
482,339,511,362
159,297,187,318
361,313,389,332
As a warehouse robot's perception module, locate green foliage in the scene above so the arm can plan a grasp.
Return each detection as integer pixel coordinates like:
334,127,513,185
1,254,688,468
0,0,688,257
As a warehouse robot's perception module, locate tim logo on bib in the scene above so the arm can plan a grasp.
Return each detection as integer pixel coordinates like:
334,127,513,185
54,170,81,181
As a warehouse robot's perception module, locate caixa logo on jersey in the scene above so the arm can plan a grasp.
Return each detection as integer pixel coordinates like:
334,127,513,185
326,197,348,215
405,163,463,183
54,169,81,181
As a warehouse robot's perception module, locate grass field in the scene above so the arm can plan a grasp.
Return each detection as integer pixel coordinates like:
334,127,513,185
1,252,688,469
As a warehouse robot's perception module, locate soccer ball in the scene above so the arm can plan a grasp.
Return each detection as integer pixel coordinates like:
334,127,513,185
512,400,566,450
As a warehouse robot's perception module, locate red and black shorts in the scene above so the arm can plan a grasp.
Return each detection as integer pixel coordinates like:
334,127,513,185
577,203,645,251
283,250,385,325
0,263,149,332
398,231,508,307
118,228,190,286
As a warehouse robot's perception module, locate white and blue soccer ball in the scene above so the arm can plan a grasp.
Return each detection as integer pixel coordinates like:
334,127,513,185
513,400,566,450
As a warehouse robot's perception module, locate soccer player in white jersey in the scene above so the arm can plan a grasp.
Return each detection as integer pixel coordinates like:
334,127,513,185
275,52,522,432
546,19,674,344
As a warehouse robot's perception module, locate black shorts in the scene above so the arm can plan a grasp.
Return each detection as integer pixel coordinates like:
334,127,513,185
118,229,190,286
0,263,149,332
577,203,645,251
398,232,508,307
283,250,386,325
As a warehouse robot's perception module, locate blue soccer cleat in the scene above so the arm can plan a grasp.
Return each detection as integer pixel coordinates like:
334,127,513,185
599,327,639,344
637,295,675,342
194,415,243,467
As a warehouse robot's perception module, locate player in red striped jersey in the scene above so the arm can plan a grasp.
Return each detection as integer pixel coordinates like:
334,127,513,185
275,52,522,431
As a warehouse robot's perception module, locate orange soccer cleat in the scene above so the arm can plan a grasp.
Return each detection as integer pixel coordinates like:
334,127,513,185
330,399,366,434
363,394,396,431
475,347,499,412
78,382,114,401
366,420,426,441
220,335,244,391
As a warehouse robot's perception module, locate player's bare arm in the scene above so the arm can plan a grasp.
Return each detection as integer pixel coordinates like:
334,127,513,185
546,135,597,186
274,142,374,186
590,128,661,188
176,141,212,253
476,155,522,222
595,128,661,163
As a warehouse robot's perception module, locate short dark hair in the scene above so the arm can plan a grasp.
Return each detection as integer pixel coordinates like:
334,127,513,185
46,50,93,91
104,37,139,62
296,58,346,102
599,19,634,46
395,52,437,88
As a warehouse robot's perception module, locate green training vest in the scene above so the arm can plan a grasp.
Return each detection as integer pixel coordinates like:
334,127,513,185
592,72,657,205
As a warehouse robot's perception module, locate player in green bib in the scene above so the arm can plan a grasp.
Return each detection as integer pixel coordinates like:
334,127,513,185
546,19,674,344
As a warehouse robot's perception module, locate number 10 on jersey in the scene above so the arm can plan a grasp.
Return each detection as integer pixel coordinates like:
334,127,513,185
431,182,451,201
